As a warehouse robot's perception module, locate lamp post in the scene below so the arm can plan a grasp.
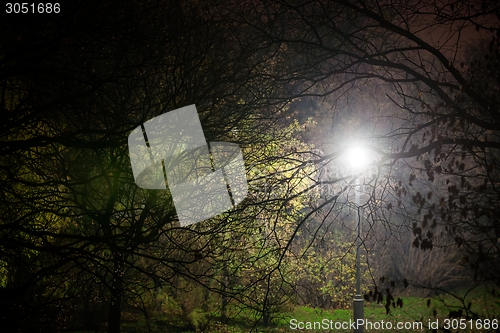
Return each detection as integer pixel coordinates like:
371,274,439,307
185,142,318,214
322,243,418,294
353,176,364,333
347,147,367,333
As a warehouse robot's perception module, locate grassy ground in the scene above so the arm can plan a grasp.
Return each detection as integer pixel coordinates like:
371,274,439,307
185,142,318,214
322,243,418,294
77,287,500,332
271,287,500,333
274,289,500,332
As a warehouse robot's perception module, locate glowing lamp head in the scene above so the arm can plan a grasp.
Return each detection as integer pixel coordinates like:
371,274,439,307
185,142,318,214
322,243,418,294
347,146,369,172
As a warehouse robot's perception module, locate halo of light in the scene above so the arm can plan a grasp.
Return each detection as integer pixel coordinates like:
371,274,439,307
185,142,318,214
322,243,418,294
347,146,369,171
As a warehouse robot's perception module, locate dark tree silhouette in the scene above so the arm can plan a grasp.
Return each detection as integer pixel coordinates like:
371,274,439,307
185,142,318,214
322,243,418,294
3,0,500,331
245,0,500,318
0,1,314,332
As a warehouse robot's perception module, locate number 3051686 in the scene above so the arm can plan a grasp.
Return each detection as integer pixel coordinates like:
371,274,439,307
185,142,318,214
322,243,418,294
443,318,498,330
6,3,60,14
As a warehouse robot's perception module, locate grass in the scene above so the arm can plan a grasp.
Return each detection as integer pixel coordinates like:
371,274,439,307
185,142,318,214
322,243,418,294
70,287,500,332
269,287,500,332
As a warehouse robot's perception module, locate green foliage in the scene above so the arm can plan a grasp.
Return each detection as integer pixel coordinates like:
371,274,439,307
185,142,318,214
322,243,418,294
188,309,210,332
291,231,370,310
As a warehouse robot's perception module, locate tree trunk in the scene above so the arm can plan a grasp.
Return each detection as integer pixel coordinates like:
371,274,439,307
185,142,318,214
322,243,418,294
221,262,229,323
108,284,122,333
221,293,228,323
108,257,124,333
262,303,270,327
203,282,210,312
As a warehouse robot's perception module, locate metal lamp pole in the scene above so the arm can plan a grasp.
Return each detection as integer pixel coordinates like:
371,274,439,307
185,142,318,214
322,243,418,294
353,176,364,333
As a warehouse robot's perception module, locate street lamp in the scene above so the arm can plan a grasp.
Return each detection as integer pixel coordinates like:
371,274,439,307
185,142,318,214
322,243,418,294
347,146,369,333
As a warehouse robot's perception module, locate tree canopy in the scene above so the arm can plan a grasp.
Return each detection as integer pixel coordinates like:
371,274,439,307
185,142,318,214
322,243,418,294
1,0,499,332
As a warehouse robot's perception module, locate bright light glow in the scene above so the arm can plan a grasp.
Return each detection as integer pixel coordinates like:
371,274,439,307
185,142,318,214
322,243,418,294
347,146,369,171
